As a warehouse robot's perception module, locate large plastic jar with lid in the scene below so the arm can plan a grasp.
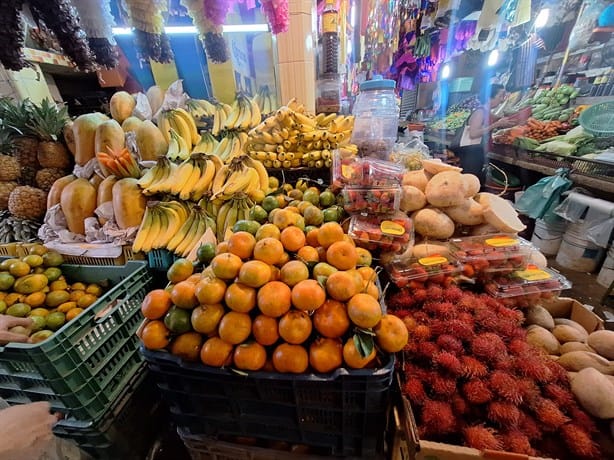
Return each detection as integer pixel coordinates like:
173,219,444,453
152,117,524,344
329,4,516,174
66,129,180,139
351,77,399,159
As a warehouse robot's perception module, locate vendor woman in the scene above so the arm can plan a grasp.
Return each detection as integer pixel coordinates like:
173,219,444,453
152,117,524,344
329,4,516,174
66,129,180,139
453,84,514,182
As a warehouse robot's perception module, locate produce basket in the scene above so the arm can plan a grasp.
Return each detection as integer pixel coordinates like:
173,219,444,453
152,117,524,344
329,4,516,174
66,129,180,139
519,149,614,182
61,245,146,266
516,148,573,170
142,348,394,457
0,242,18,256
147,248,177,271
0,261,152,420
579,101,614,137
53,367,164,460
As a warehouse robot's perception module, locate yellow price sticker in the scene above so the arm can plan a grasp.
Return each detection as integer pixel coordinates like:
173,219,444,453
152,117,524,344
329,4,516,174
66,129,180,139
380,221,405,236
485,236,518,248
419,255,448,266
515,268,551,281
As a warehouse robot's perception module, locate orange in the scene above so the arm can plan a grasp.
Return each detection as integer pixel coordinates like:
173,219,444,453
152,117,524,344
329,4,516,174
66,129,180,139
218,311,252,345
275,251,291,268
280,260,309,287
227,231,257,260
342,235,356,247
210,253,243,280
356,247,373,267
272,209,296,230
291,279,326,311
305,228,320,247
66,307,84,321
268,265,281,281
238,260,271,288
317,222,344,248
224,283,257,313
253,238,284,265
191,303,225,335
364,280,380,300
233,342,267,371
347,293,382,329
325,271,359,301
141,289,173,319
170,281,199,310
186,273,203,284
280,226,306,252
257,281,292,317
346,269,365,293
215,241,229,254
256,223,281,241
167,258,194,283
313,299,350,338
272,343,309,373
278,310,312,344
343,337,376,369
357,266,377,283
195,277,227,305
252,315,279,346
200,337,233,367
141,320,170,350
373,314,409,353
296,246,319,264
170,331,203,362
326,241,357,270
309,337,343,373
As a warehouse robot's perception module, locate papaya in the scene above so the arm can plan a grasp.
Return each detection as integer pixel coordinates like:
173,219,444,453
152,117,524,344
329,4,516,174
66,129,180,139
63,121,76,156
73,113,109,166
121,116,143,133
109,91,136,124
136,120,168,161
47,174,76,209
97,176,118,207
60,178,97,235
146,85,165,116
112,178,147,229
95,119,125,156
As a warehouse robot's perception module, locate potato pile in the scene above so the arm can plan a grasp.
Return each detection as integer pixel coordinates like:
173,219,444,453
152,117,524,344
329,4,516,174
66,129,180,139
400,159,526,258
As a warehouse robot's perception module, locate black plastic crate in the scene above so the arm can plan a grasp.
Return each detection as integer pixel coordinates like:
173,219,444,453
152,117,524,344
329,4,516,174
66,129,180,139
142,348,394,457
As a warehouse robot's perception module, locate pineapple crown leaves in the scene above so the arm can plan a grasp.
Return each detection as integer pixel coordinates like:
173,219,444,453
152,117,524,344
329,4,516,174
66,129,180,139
0,98,36,135
25,98,69,142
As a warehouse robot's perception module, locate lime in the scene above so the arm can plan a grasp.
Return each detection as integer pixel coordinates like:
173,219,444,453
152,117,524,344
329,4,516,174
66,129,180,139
7,303,31,317
288,189,303,200
196,243,216,265
302,190,320,206
323,207,340,222
0,272,15,290
164,306,192,334
303,206,324,226
43,267,62,283
46,312,66,331
248,205,268,224
42,251,64,267
319,190,335,207
29,315,46,332
232,220,261,236
262,196,280,213
0,300,6,314
22,254,43,268
304,225,318,234
268,176,279,190
30,330,53,343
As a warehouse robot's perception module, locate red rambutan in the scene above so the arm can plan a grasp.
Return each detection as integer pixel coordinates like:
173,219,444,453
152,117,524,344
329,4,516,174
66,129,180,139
463,379,493,405
543,358,569,384
420,400,456,435
457,294,477,312
516,378,541,402
489,371,523,405
451,393,469,415
403,341,418,354
499,430,536,456
510,327,527,341
463,425,502,451
433,351,463,375
567,405,598,434
416,341,439,361
471,333,508,362
424,301,456,319
413,288,428,303
460,356,488,378
430,374,457,397
431,319,474,341
492,356,513,372
457,312,475,325
413,325,432,342
442,285,463,303
403,362,431,381
386,291,414,310
436,334,464,354
487,401,521,427
473,307,500,330
518,411,541,441
507,338,532,356
425,284,444,300
514,354,553,384
530,397,569,430
560,423,601,459
403,377,427,406
543,383,575,410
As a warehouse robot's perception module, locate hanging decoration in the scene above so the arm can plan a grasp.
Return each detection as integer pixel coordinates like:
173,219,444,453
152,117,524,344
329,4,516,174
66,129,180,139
72,0,118,68
29,0,96,71
181,0,231,63
123,0,173,63
0,0,29,71
364,0,402,76
261,0,290,34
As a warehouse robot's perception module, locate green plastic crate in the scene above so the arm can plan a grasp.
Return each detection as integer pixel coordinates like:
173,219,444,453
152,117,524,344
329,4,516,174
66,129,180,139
0,261,152,421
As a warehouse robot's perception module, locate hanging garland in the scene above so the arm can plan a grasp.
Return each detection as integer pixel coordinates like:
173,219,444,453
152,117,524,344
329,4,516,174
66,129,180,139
181,0,232,63
29,0,96,71
0,0,29,71
72,0,118,68
124,0,173,63
261,0,289,34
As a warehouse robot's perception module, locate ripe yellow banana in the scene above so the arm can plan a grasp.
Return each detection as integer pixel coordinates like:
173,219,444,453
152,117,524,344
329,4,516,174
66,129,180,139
249,96,261,128
170,159,195,195
179,161,202,200
142,209,163,252
132,207,153,253
167,211,196,252
244,157,269,191
157,113,172,143
211,164,231,195
166,129,182,161
190,159,216,200
216,200,233,240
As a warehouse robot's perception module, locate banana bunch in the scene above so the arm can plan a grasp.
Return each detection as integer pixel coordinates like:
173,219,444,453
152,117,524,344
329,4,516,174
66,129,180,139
211,155,269,202
192,132,219,154
253,85,276,116
158,108,201,148
212,130,248,163
215,194,255,242
187,98,216,118
132,201,216,258
246,99,354,169
211,101,232,136
137,153,224,200
222,93,262,132
165,128,191,161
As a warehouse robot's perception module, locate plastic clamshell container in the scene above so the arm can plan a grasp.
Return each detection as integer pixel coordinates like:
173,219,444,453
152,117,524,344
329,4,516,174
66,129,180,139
448,234,533,273
483,266,572,302
348,213,413,253
342,187,401,214
386,253,461,287
0,260,152,421
332,151,404,189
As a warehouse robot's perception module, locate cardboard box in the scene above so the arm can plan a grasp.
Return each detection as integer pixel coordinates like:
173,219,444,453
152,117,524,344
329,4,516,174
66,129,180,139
540,297,604,333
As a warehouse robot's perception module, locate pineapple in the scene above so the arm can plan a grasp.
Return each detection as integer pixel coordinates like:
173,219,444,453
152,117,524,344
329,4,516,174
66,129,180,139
0,181,18,209
8,186,47,220
0,98,39,170
27,99,72,169
35,168,65,191
0,123,20,181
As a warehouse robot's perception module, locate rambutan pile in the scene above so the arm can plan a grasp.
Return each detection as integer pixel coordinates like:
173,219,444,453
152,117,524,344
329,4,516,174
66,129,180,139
388,284,601,459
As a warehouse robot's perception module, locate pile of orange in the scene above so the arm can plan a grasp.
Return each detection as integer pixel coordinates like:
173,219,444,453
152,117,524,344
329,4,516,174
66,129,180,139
140,218,408,374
